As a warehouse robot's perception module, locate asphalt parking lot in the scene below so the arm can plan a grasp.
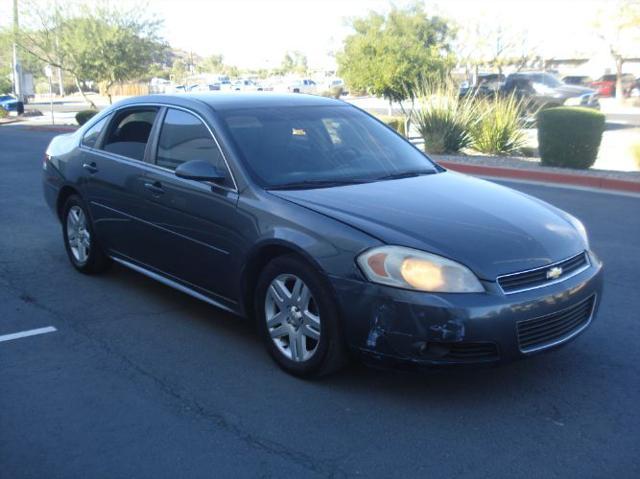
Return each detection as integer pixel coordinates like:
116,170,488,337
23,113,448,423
1,125,639,478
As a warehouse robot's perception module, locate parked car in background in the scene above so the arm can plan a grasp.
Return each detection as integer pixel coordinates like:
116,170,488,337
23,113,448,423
562,75,593,87
323,77,346,94
191,83,221,92
0,94,23,113
232,79,263,91
459,73,505,98
501,72,599,110
288,78,318,94
631,78,640,97
590,73,636,97
43,93,603,377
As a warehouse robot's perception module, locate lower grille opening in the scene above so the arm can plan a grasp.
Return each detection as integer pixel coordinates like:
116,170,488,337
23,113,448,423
517,295,596,352
418,341,500,362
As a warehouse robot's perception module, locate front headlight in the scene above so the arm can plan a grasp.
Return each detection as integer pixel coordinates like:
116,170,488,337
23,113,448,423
564,96,583,106
357,246,484,293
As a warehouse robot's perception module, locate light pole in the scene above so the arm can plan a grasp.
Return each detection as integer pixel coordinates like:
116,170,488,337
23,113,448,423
12,0,23,102
44,65,54,125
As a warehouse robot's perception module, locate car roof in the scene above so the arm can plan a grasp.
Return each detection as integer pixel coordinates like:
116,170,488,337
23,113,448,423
118,92,345,111
509,72,549,77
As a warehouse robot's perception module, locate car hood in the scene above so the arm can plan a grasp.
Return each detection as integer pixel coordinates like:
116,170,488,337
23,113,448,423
555,85,596,97
270,172,585,280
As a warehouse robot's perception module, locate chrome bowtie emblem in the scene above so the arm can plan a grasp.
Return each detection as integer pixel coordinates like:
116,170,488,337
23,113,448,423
546,266,563,280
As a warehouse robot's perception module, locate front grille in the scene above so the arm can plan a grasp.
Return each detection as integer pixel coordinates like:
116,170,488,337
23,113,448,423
517,295,596,352
498,252,589,294
444,342,499,362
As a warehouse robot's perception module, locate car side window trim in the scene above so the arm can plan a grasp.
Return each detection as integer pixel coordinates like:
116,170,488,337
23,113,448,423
77,102,239,192
144,106,167,165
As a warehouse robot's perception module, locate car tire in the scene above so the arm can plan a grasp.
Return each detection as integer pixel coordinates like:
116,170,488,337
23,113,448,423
255,255,348,378
62,195,111,274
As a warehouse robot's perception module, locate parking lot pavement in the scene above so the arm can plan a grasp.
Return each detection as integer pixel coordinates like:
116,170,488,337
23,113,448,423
1,125,639,478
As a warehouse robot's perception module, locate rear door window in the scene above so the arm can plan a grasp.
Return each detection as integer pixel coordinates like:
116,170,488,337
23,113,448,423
101,109,158,161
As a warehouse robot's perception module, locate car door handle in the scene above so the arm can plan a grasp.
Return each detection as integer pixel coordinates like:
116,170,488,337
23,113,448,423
143,181,165,195
82,162,98,174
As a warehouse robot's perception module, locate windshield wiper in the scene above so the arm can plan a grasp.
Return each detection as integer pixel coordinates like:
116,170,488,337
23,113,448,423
368,170,437,182
267,178,369,190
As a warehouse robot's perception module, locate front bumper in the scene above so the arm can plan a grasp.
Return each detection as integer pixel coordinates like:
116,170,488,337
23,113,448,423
331,252,603,369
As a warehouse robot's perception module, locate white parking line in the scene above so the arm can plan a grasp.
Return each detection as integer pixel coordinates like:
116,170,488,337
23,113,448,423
0,326,57,343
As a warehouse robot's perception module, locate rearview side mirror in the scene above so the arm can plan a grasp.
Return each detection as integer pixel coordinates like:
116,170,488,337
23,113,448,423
175,160,226,183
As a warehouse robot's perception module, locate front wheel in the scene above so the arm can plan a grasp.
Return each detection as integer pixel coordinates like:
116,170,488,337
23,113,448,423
62,195,111,274
255,255,348,378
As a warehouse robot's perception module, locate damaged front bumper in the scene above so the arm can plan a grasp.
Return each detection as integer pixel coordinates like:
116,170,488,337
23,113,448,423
331,255,604,369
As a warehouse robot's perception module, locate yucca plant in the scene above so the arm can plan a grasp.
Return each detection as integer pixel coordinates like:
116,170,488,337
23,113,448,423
470,94,527,155
413,84,479,154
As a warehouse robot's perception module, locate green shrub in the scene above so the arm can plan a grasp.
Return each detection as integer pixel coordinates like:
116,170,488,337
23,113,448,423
537,107,605,169
0,107,8,119
470,94,527,155
318,86,344,99
413,84,478,154
75,109,98,125
377,115,406,136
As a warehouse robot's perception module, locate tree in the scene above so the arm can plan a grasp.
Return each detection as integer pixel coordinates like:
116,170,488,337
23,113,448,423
279,51,308,75
19,1,167,107
454,20,539,82
594,0,640,101
198,54,224,74
336,4,455,109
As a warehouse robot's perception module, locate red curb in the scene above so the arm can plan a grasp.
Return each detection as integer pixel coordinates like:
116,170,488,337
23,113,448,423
439,161,640,194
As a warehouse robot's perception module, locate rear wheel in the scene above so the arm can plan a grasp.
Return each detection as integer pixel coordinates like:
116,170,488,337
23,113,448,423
62,195,110,274
255,255,348,378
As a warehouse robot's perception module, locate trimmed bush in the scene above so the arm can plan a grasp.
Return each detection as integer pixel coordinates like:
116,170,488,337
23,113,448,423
377,115,406,136
318,86,344,99
0,107,8,119
414,84,478,154
537,107,605,169
75,109,98,125
470,95,527,155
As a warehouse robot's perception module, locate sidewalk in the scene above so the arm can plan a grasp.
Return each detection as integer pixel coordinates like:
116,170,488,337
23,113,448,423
434,154,640,194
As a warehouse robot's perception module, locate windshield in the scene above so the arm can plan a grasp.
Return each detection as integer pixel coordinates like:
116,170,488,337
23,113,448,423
220,106,438,188
529,73,562,88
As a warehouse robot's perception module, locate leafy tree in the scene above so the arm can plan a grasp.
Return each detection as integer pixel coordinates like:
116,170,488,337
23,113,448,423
197,54,224,74
279,51,308,75
19,1,167,107
594,0,640,100
337,4,455,108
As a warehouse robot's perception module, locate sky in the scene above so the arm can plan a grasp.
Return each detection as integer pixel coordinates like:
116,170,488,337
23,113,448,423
147,0,608,68
1,0,615,69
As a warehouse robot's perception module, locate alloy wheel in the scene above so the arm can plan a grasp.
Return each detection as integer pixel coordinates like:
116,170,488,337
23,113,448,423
66,205,90,264
264,273,321,362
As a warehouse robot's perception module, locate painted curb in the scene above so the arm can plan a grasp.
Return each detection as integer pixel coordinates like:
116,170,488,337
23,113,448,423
439,161,640,194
